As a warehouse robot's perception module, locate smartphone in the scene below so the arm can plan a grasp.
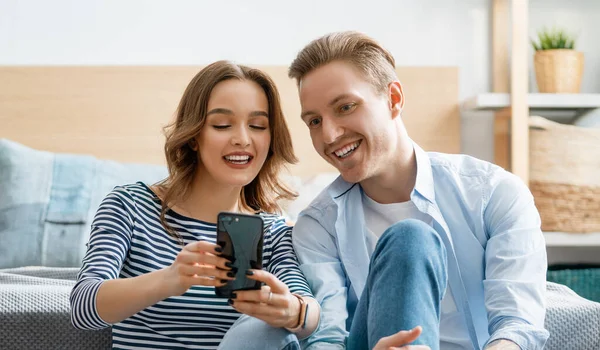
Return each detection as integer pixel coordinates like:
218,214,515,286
214,212,264,298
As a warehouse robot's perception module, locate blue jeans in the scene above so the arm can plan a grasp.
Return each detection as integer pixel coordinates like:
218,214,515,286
347,219,448,350
218,314,300,350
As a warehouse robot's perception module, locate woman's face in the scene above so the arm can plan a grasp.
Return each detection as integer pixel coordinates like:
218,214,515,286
195,79,271,188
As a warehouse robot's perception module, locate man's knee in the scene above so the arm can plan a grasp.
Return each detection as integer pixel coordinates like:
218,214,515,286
370,219,448,303
376,219,445,261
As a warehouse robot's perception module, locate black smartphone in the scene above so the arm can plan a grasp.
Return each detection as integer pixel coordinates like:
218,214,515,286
215,212,264,298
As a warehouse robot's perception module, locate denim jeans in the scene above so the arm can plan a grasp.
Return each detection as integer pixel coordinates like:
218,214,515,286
347,219,448,350
218,314,300,350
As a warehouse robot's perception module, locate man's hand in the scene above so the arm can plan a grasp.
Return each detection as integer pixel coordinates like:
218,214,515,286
484,339,520,350
373,326,430,350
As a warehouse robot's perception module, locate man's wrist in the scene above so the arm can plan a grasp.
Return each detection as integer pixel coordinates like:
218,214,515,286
485,339,521,350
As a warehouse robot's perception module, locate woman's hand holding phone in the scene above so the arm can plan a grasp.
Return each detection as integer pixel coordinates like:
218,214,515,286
229,269,301,329
166,241,235,296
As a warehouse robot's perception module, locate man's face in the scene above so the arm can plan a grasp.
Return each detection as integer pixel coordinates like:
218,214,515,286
298,61,403,183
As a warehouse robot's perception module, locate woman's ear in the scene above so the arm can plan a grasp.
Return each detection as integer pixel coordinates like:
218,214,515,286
388,81,405,119
189,139,198,151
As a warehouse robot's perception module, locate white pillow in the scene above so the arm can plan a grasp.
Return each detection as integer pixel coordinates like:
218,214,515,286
284,172,339,222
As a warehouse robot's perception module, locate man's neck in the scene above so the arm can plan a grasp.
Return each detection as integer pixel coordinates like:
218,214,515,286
360,139,417,205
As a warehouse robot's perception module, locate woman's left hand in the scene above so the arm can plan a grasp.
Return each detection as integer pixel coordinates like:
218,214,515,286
229,269,301,329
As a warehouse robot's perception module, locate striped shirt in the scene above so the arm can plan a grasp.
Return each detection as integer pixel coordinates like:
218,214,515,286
70,182,313,349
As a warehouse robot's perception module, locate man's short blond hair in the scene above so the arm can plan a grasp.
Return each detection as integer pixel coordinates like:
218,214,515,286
288,31,398,94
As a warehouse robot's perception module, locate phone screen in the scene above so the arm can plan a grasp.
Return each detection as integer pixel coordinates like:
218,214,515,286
215,212,264,298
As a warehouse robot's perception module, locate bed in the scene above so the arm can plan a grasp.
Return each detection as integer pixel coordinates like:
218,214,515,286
0,66,597,349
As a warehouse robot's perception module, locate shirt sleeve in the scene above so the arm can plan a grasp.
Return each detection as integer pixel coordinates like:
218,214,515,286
69,187,135,330
266,216,313,298
292,211,349,349
483,172,550,349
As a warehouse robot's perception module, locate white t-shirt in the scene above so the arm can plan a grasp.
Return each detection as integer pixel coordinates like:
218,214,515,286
362,192,473,350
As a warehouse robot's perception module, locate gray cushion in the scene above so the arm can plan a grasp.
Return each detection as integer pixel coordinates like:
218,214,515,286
544,281,600,350
0,268,597,350
0,267,111,349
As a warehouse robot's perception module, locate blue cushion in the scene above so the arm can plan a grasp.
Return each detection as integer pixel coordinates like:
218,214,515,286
0,139,168,268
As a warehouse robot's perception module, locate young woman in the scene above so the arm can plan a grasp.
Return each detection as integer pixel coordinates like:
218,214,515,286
70,61,320,350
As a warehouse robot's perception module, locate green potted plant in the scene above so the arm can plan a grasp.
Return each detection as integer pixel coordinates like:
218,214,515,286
531,28,584,93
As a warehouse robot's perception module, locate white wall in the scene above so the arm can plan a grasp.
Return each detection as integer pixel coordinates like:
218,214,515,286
3,0,599,160
0,0,490,90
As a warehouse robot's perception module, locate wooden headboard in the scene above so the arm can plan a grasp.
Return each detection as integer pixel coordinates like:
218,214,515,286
0,66,459,177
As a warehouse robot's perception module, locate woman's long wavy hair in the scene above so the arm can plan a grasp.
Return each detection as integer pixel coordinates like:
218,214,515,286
155,61,298,241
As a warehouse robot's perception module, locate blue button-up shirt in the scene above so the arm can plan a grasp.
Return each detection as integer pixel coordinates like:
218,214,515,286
292,143,549,350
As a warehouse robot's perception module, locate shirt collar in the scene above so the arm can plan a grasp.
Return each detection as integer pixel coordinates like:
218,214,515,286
327,140,436,203
411,141,435,203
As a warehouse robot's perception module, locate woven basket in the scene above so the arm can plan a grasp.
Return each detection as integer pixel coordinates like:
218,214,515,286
534,49,584,93
529,116,600,233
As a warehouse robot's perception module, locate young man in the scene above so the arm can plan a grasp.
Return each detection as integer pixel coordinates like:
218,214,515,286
289,31,549,350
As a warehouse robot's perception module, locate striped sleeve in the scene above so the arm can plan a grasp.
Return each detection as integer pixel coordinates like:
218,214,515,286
70,187,136,330
266,216,313,298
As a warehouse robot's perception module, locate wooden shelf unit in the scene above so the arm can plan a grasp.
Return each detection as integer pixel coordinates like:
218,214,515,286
462,93,600,112
544,232,600,247
485,1,600,248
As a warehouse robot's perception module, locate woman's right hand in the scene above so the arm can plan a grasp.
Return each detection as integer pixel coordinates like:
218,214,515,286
166,241,234,296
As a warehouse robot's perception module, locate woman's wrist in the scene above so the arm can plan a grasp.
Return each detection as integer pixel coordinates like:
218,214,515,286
285,294,308,332
157,266,185,298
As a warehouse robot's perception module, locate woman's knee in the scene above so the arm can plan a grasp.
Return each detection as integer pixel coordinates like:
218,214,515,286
218,315,299,350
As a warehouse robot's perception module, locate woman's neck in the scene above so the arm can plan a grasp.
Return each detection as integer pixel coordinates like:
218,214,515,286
173,171,244,223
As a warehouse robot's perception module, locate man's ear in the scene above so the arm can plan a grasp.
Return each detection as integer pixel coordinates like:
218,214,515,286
388,81,405,119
